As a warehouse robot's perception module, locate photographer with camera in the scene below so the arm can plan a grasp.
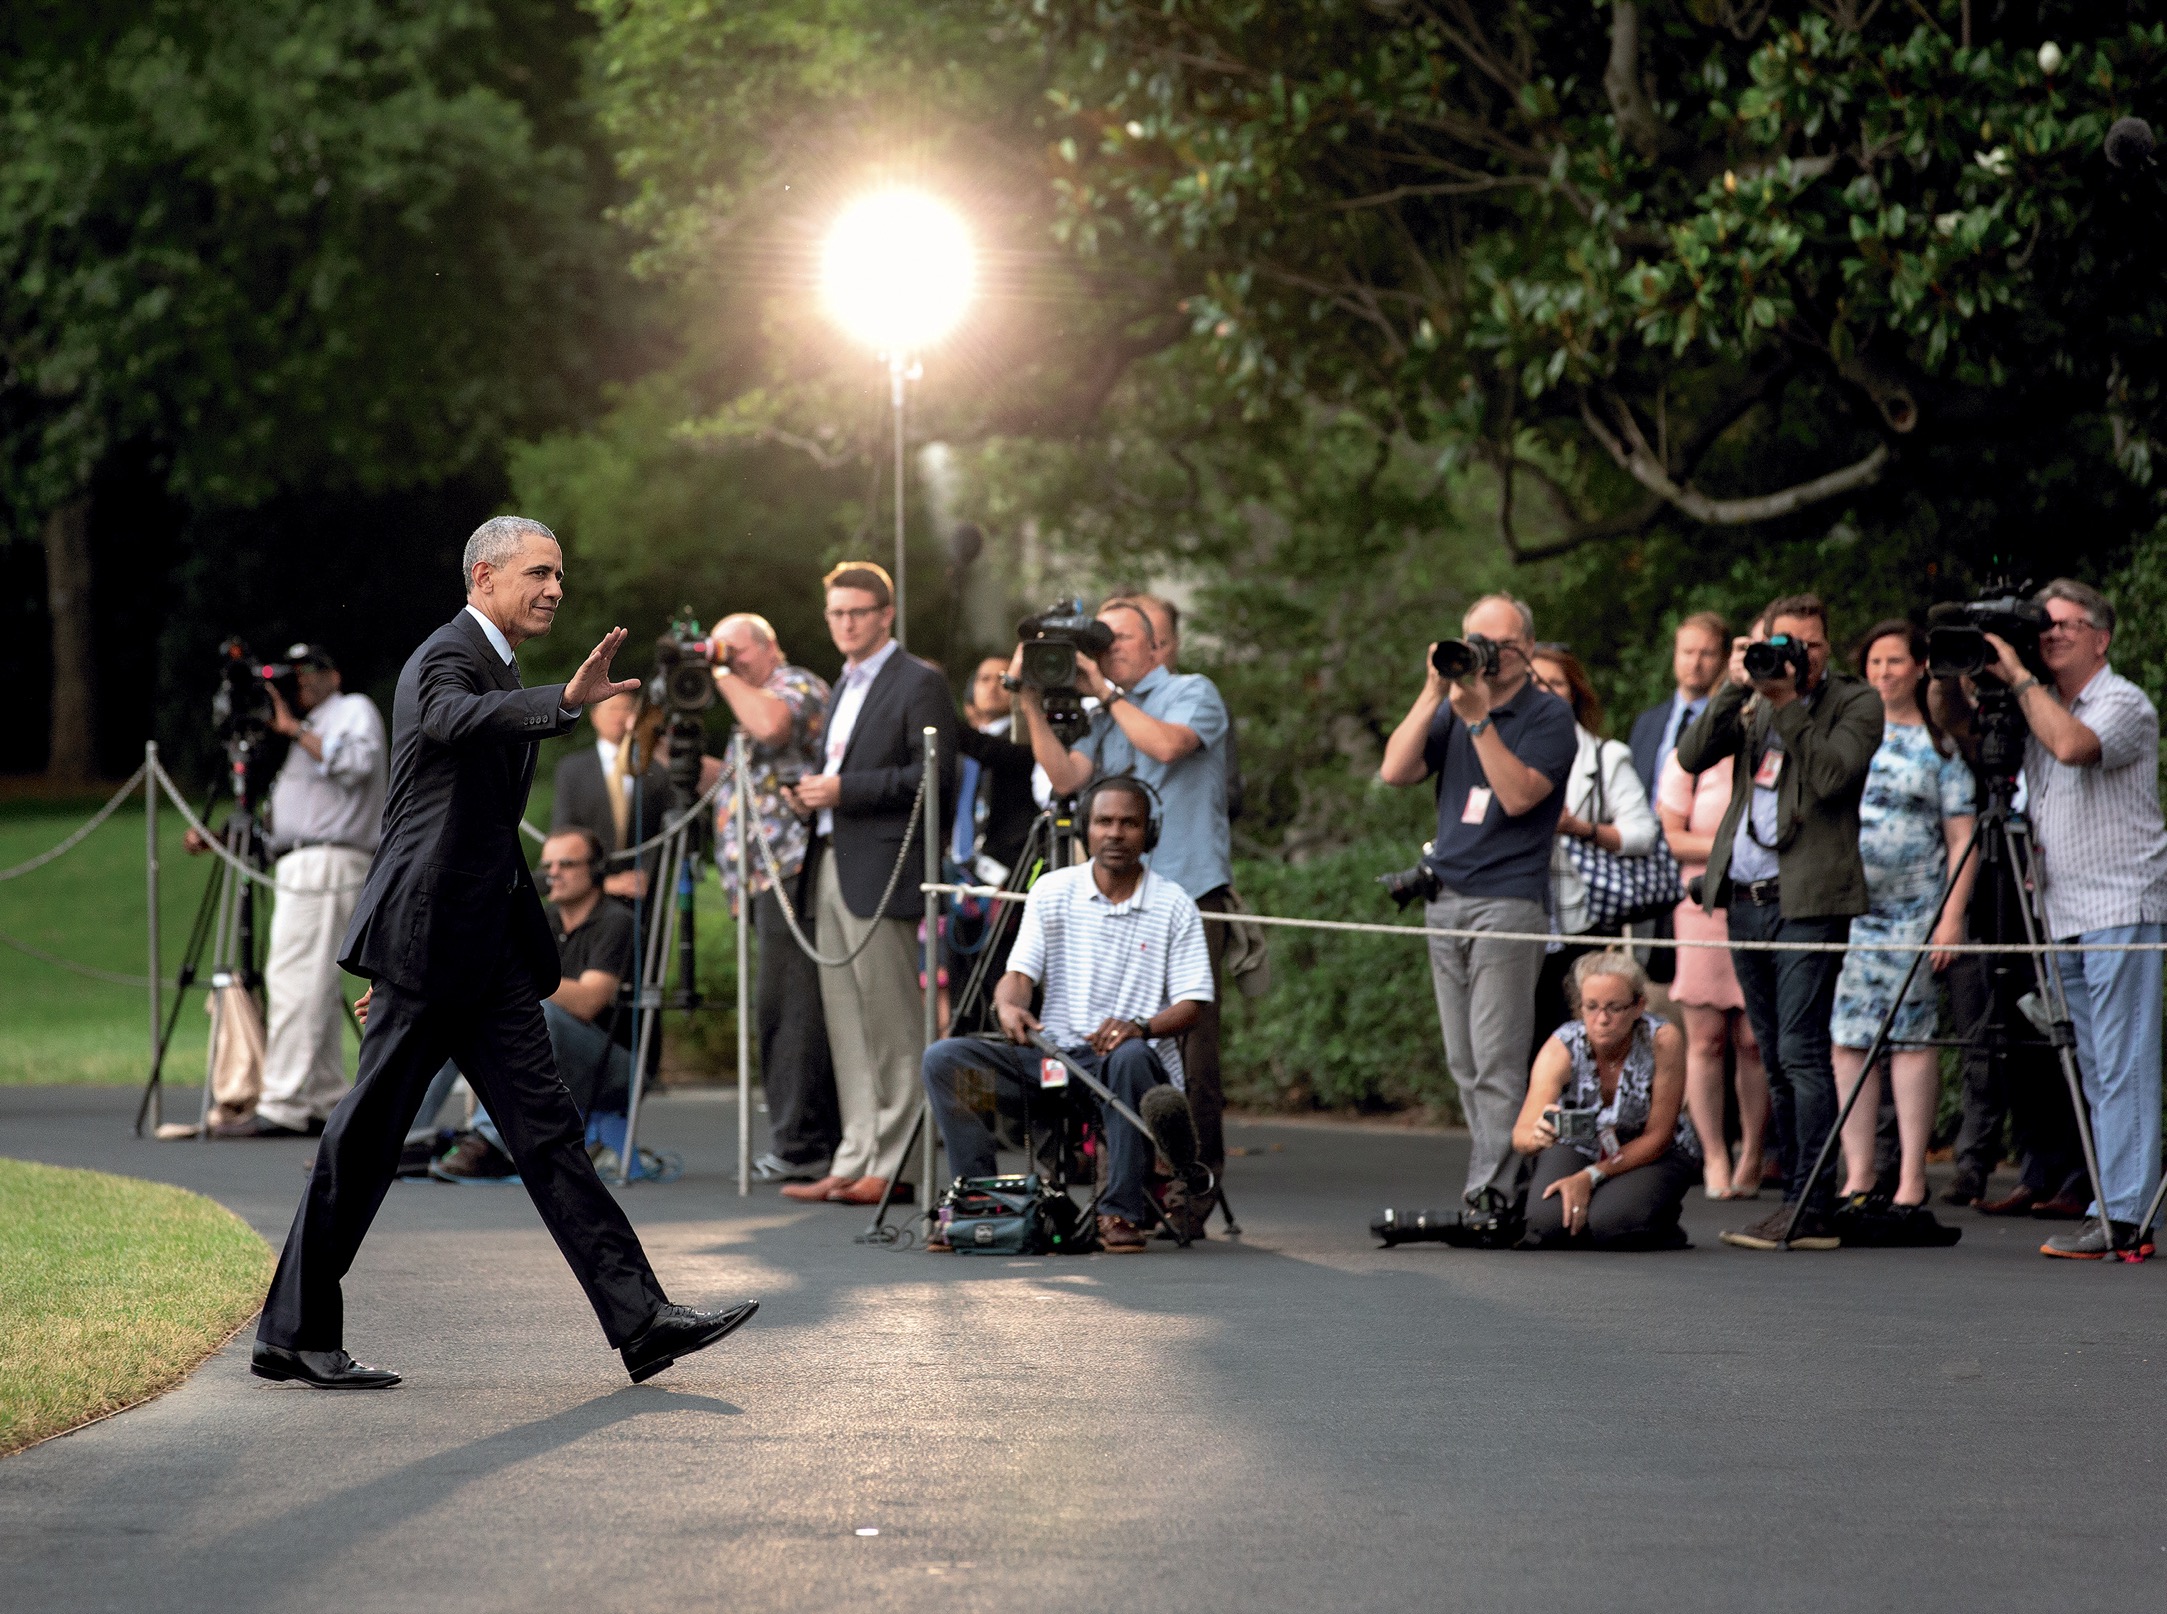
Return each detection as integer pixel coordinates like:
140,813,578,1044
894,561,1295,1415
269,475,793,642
701,612,841,1185
1980,581,2167,1259
1673,594,1882,1252
187,644,387,1138
1011,593,1237,1181
920,777,1214,1253
1511,951,1697,1249
1378,594,1578,1213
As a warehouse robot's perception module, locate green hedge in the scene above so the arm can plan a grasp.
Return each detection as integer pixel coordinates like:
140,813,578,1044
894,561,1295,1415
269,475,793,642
1220,840,1462,1122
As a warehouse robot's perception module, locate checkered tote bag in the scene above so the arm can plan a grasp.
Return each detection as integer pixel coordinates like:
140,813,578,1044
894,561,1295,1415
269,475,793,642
1562,746,1684,930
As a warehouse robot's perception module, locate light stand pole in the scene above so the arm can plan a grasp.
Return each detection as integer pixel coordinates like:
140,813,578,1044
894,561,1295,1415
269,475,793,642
889,353,914,648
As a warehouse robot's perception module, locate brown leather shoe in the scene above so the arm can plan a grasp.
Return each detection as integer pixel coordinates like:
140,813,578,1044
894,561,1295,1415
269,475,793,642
826,1177,914,1205
1098,1214,1147,1252
2030,1192,2089,1220
1975,1185,2036,1216
780,1175,854,1202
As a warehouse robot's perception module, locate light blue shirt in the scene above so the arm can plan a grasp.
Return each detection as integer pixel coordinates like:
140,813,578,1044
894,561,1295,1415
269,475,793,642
1657,690,1705,779
1082,665,1232,900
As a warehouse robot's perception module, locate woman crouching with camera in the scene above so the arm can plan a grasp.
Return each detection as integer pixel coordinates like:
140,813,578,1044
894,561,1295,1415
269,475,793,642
1511,951,1700,1249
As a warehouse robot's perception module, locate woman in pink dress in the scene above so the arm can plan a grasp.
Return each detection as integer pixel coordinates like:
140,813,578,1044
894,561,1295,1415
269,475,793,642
1657,750,1771,1198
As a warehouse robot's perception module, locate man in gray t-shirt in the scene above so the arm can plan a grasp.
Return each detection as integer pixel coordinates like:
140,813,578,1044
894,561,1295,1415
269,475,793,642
1012,593,1237,1178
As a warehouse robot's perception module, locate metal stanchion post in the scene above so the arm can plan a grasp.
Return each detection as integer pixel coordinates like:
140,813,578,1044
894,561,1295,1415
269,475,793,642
920,726,941,1199
734,733,751,1197
144,742,162,1133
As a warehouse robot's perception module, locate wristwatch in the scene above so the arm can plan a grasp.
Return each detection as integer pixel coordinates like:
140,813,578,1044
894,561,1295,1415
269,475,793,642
1466,716,1492,738
2009,676,2042,699
1583,1164,1608,1188
1103,684,1130,706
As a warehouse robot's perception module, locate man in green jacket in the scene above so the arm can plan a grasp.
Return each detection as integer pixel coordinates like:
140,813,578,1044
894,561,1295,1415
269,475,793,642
1674,593,1883,1250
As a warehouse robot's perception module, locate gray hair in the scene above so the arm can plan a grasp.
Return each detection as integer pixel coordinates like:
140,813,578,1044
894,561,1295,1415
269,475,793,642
2035,578,2115,637
715,612,778,648
462,515,556,592
1463,592,1536,641
1570,949,1649,1008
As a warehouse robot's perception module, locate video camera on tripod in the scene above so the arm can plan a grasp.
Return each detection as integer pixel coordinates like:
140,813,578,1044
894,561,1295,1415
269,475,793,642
211,638,297,745
647,610,715,808
1927,583,2052,781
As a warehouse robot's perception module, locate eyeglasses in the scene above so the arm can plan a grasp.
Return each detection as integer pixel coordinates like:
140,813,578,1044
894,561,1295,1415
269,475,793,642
1579,998,1639,1017
2041,616,2099,637
824,605,886,624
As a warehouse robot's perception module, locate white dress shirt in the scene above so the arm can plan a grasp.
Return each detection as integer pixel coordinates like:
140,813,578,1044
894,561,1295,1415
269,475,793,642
814,636,900,836
464,603,580,719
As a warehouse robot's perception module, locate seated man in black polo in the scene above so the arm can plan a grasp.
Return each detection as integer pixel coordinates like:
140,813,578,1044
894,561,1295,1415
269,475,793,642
428,828,637,1182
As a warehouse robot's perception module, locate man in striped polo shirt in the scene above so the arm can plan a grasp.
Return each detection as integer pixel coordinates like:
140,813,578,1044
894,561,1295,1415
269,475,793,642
1986,578,2167,1258
920,776,1215,1252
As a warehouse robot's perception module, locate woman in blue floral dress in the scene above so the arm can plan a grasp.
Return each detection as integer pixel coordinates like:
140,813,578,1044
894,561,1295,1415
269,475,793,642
1830,622,1977,1221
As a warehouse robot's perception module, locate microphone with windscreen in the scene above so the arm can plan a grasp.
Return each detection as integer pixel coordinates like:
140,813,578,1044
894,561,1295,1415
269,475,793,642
1141,1083,1214,1196
2106,116,2155,170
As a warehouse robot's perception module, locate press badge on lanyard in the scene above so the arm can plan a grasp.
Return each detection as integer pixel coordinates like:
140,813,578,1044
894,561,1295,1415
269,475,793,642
1039,1058,1068,1089
1460,786,1494,826
1752,748,1784,790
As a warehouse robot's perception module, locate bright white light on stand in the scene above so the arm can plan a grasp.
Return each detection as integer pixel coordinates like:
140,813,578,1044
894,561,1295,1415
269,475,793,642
820,189,976,354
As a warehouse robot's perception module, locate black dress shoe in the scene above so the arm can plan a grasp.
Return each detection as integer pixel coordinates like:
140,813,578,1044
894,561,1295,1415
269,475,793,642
620,1301,759,1385
251,1343,402,1389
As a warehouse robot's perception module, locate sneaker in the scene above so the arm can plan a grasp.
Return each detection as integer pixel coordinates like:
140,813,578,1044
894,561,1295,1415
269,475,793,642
1097,1214,1148,1253
2041,1220,2154,1260
1720,1205,1840,1251
751,1152,828,1184
429,1133,519,1184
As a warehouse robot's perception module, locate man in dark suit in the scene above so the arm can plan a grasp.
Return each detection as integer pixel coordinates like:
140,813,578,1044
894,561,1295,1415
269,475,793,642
778,561,959,1207
550,690,670,899
252,516,756,1390
1626,612,1728,986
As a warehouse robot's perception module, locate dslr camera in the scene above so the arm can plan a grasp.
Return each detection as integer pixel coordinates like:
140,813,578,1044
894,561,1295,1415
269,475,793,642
1742,634,1811,690
1926,587,2049,682
1378,841,1442,911
1431,634,1502,681
212,637,294,742
1009,598,1115,744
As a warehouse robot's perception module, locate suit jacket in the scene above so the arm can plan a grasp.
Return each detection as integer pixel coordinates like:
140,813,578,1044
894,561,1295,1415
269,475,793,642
1673,671,1884,920
551,745,669,883
957,722,1038,871
1628,699,1673,798
825,650,960,920
340,612,581,997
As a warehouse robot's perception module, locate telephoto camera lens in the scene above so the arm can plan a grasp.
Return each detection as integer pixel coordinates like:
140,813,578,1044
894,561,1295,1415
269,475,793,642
1741,635,1808,683
1431,634,1501,681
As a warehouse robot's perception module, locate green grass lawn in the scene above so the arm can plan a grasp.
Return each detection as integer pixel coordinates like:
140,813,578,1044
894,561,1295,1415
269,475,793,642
0,1158,272,1456
0,775,741,1088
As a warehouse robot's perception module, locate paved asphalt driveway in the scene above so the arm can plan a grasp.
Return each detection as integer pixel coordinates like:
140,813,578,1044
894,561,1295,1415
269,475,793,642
2,1085,2162,1612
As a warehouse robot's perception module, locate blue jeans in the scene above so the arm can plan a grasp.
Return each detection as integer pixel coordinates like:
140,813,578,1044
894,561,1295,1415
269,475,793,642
922,1037,1168,1223
411,1001,631,1155
1727,901,1849,1216
2055,925,2164,1224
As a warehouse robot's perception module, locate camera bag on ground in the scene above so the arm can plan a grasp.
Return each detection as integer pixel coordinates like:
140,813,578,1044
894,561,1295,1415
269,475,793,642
1562,753,1683,930
936,1174,1096,1255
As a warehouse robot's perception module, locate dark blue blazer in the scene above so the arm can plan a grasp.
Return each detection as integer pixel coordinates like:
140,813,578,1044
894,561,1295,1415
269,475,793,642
1628,698,1674,798
339,612,580,997
823,647,960,921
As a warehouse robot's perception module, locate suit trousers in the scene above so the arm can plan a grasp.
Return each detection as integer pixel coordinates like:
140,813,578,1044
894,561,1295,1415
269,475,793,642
256,846,370,1131
812,852,923,1183
1424,888,1546,1204
258,971,666,1352
756,885,841,1166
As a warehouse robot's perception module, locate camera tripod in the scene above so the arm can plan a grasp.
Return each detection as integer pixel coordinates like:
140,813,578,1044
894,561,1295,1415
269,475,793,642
132,782,267,1139
1780,765,2117,1253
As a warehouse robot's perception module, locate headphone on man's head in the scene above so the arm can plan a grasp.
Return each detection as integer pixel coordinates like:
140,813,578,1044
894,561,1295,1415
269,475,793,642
1079,773,1164,854
546,829,608,881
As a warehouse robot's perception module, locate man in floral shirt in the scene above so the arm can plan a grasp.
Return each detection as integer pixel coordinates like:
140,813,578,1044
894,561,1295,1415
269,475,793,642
708,612,839,1181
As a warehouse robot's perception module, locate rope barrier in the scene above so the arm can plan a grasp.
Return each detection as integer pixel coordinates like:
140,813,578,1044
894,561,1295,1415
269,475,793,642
918,883,2167,955
0,925,151,987
517,769,731,856
0,766,147,883
752,772,930,968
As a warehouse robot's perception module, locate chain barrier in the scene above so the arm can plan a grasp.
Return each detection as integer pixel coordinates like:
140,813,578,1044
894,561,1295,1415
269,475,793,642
750,773,929,968
920,882,2167,955
0,765,148,883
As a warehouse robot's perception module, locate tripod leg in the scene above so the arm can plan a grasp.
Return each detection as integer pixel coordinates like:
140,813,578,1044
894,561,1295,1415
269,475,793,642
134,847,228,1136
858,1100,929,1243
1214,1179,1243,1236
2003,823,2119,1253
1781,826,1981,1245
621,831,685,1185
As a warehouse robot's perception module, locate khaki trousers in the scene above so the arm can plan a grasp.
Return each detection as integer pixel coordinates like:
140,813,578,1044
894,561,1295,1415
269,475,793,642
257,846,370,1131
813,852,924,1182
